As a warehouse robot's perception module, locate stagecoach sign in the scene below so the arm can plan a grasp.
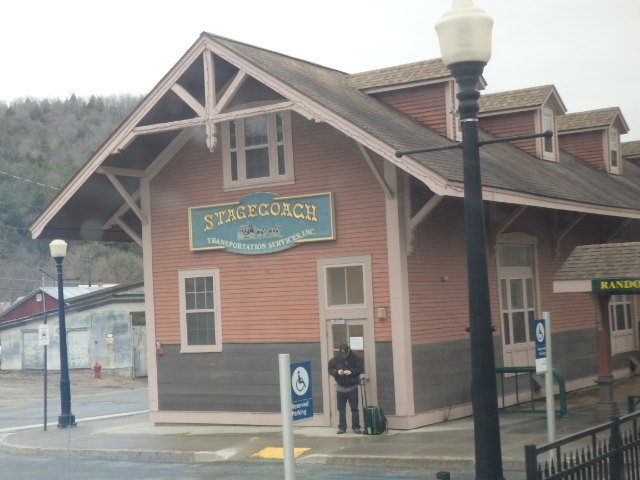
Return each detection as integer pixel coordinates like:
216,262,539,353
189,192,335,254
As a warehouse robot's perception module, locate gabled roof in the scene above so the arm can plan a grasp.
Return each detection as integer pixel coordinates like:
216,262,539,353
348,59,452,91
622,141,640,159
0,282,143,329
553,242,640,294
557,107,629,134
479,85,566,115
0,285,114,323
30,33,640,243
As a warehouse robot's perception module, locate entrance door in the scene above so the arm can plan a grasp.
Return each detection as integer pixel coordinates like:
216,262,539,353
498,244,538,367
318,255,376,428
610,295,635,355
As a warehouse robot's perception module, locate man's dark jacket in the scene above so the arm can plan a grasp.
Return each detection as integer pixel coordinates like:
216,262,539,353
328,351,364,388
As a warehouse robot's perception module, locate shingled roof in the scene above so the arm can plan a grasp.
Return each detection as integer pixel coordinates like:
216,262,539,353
554,242,640,281
348,59,451,90
209,34,640,210
623,141,640,159
557,107,629,134
479,85,565,114
30,33,640,242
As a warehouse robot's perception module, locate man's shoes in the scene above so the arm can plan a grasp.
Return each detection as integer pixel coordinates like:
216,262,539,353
353,428,362,434
337,428,346,434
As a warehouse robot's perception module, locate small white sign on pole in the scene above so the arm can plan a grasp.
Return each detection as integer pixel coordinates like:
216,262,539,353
534,318,547,373
38,325,50,346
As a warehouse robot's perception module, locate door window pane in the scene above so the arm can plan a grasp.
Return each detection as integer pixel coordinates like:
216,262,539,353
327,265,364,306
510,280,524,309
512,312,527,343
503,313,511,345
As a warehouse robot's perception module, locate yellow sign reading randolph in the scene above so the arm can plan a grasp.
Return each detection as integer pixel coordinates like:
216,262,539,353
593,278,640,292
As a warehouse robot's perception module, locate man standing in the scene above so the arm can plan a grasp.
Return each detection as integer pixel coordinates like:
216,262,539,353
328,343,363,434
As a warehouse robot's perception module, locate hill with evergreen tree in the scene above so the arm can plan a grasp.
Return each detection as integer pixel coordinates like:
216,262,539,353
0,94,144,305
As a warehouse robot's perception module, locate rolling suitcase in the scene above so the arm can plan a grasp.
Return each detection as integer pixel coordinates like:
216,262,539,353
360,378,387,435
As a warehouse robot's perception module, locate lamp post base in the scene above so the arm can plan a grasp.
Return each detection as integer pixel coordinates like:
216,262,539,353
57,414,76,428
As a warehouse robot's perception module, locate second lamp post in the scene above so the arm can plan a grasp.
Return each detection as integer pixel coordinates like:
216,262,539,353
50,239,76,428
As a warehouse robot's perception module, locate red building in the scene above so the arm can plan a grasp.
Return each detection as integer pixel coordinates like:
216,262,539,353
31,34,640,429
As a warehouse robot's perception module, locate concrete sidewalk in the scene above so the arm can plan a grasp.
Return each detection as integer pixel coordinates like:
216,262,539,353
0,402,629,475
1,375,640,477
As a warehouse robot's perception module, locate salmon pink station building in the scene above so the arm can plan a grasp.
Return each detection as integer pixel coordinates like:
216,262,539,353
31,33,640,429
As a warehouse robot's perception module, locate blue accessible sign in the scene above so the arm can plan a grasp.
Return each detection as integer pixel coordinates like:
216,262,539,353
290,361,313,421
534,318,547,373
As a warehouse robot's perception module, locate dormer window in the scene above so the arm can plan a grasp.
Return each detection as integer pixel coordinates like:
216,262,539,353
609,128,620,174
222,111,294,190
540,109,557,161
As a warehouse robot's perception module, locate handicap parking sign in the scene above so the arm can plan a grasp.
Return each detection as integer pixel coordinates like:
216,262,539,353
290,361,313,421
534,318,547,373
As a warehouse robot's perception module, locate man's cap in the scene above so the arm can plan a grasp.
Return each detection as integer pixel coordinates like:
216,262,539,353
338,344,349,352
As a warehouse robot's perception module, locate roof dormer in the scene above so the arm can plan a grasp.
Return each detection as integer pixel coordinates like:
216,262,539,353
349,59,485,142
478,85,566,162
557,107,629,175
622,141,640,167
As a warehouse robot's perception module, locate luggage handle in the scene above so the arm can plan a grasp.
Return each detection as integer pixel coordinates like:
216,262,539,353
359,375,368,408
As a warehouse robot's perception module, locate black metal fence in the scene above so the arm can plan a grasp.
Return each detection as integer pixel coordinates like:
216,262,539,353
525,411,640,479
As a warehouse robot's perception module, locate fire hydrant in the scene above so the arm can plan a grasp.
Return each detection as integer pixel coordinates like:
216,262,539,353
93,362,102,379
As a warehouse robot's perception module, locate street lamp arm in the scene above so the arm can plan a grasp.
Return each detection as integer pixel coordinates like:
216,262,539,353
395,130,553,157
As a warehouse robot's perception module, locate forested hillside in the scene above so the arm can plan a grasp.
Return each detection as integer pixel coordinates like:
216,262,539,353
0,95,144,305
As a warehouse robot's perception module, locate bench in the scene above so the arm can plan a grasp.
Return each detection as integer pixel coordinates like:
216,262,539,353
628,395,640,413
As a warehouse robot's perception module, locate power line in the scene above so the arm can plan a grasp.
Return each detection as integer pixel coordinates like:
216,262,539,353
0,168,60,190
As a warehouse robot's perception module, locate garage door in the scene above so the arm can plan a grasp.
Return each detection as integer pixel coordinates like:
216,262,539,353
67,329,90,369
23,330,44,369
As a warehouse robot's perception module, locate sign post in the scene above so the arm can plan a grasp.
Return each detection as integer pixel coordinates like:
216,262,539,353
535,312,555,445
279,354,296,480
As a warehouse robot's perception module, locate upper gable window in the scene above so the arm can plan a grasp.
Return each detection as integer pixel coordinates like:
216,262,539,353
221,111,294,190
609,128,620,174
540,109,557,161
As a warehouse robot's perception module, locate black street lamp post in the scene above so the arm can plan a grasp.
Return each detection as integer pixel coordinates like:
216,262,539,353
49,239,76,428
395,2,553,479
434,2,503,475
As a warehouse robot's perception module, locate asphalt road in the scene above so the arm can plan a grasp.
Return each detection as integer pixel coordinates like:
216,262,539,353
0,370,148,430
0,450,465,480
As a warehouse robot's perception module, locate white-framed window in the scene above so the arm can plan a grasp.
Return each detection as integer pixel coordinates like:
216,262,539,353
326,265,365,307
540,109,557,161
609,128,620,174
446,81,462,142
178,268,222,353
221,111,294,190
497,239,539,367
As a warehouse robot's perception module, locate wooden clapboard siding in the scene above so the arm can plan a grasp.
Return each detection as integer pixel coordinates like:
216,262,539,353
373,84,448,134
480,111,537,156
408,202,610,347
408,198,472,344
150,114,390,345
559,130,605,170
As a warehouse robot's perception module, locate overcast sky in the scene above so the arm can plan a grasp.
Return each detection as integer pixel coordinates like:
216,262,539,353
2,0,639,140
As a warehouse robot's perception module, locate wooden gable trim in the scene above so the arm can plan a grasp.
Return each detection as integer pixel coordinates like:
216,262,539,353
103,172,147,225
356,143,393,200
199,36,456,198
607,218,632,242
553,212,587,260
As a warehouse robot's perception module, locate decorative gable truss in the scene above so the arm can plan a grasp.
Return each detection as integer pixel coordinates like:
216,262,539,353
33,35,398,245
